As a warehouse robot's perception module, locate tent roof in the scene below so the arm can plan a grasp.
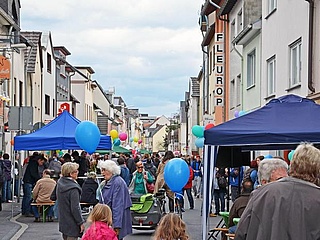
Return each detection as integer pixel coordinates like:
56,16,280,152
204,94,320,150
96,145,131,154
14,111,112,150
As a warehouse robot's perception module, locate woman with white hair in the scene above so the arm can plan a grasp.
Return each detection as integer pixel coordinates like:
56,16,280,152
97,160,132,240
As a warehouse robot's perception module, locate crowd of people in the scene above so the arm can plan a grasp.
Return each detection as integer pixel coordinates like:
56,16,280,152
0,150,202,239
1,142,320,239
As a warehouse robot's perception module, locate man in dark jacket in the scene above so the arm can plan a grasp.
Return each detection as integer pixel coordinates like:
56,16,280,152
57,162,85,239
71,151,87,187
80,172,98,205
21,153,45,216
236,143,320,240
228,179,253,233
1,153,12,203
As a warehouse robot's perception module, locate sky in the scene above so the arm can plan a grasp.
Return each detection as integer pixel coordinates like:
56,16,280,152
20,0,204,117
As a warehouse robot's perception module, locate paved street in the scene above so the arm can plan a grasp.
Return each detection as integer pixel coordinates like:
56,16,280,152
0,196,222,240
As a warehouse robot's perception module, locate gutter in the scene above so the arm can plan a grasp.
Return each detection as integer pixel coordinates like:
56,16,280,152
306,0,315,93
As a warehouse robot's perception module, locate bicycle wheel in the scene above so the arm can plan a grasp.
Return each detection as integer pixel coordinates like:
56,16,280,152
175,198,182,219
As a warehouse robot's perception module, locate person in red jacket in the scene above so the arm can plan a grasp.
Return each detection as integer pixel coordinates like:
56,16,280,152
182,158,194,210
82,203,117,240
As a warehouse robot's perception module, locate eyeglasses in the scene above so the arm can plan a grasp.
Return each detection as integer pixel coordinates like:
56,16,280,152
137,166,144,169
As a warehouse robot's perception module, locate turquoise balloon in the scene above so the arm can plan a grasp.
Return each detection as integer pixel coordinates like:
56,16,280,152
113,138,121,146
192,125,204,138
164,158,190,192
288,150,294,161
75,121,101,154
239,110,246,116
195,137,205,148
129,137,133,143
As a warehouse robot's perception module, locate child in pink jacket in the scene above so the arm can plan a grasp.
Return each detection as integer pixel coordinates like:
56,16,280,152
82,204,117,240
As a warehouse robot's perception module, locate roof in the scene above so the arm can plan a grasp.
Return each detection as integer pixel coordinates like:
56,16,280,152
14,111,112,151
21,31,42,73
218,0,237,16
205,94,320,150
191,77,200,97
202,23,215,47
201,0,221,16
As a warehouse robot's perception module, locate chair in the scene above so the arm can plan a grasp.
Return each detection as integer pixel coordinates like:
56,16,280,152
208,212,229,240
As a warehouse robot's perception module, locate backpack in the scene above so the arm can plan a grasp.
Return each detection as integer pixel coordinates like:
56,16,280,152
0,161,5,182
218,176,227,188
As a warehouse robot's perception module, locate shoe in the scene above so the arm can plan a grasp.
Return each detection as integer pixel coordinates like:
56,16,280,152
47,216,53,222
34,218,40,222
196,195,200,198
181,208,185,212
25,213,34,217
7,200,12,203
210,213,217,217
190,207,194,210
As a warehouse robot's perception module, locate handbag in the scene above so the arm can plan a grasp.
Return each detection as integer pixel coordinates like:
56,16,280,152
146,182,155,193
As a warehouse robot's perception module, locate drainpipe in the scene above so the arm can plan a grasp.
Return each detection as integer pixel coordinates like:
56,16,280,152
306,0,315,93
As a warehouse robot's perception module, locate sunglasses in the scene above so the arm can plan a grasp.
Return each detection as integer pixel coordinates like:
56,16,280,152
137,166,144,169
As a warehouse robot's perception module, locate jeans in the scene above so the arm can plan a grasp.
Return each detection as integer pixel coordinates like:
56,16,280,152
182,188,194,209
229,225,237,233
231,185,240,202
32,205,53,218
193,176,202,196
14,179,21,197
53,200,59,219
2,179,12,202
22,183,33,215
214,189,226,214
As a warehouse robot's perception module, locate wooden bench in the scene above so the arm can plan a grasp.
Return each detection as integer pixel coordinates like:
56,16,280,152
30,201,55,223
226,233,235,240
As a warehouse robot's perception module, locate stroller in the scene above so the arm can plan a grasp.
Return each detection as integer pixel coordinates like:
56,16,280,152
130,189,166,230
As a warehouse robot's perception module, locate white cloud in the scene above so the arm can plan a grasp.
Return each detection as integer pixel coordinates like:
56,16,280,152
21,0,203,116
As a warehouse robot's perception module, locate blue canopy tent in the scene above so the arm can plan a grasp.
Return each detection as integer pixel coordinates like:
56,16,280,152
14,110,112,151
201,94,320,239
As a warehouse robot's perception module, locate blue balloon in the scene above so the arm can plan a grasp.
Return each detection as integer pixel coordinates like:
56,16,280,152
129,137,133,143
265,154,273,159
113,138,121,146
75,121,101,154
195,137,205,148
164,158,190,192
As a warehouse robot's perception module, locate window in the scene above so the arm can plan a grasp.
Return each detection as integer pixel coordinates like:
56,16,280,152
268,0,277,14
237,9,243,34
247,49,256,88
267,56,276,95
209,51,213,75
289,40,301,87
45,94,50,115
236,74,241,106
231,20,235,40
47,53,52,73
230,79,235,108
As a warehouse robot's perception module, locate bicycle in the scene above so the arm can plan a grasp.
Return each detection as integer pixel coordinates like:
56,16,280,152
174,192,184,219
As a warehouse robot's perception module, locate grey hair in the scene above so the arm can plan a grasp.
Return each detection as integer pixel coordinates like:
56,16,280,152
290,143,320,186
99,160,121,175
258,158,288,183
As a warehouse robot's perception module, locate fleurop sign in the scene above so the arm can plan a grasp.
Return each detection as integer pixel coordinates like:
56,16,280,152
0,56,10,80
214,33,224,106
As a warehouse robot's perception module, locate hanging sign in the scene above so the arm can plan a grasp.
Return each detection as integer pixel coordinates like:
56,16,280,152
0,56,10,80
214,33,224,106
